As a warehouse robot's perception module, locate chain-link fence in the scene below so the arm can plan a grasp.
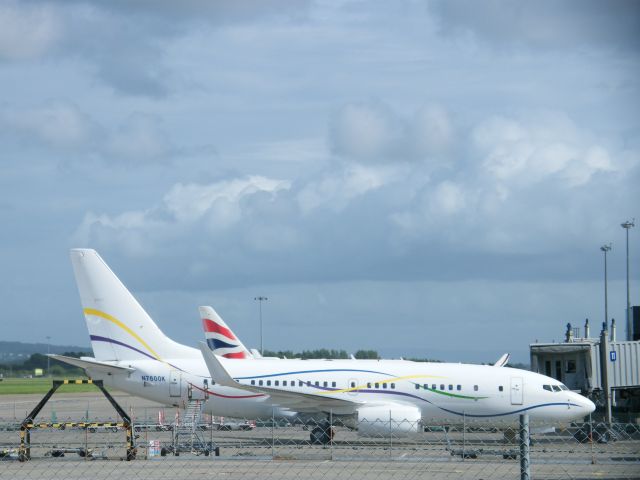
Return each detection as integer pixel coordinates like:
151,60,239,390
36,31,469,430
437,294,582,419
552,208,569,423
1,411,639,479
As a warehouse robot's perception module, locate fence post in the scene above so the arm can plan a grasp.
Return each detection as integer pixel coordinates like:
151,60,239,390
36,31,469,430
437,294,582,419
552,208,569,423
388,410,392,457
271,407,275,459
462,412,466,461
519,414,530,480
330,409,333,461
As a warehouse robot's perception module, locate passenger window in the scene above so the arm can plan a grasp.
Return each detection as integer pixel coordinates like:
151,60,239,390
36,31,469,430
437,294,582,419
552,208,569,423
375,383,379,388
498,386,503,392
323,381,328,387
415,384,420,390
267,380,271,386
391,383,395,389
283,380,287,386
448,385,453,391
259,380,263,386
315,381,319,386
350,381,356,388
440,384,445,390
299,381,303,387
274,380,279,386
456,385,461,391
332,381,336,388
382,383,387,389
251,380,255,385
367,382,372,388
474,385,478,391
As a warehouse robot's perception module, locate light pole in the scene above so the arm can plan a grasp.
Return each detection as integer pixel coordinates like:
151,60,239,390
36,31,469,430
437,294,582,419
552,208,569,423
254,296,268,355
601,244,612,328
46,336,51,378
621,220,635,340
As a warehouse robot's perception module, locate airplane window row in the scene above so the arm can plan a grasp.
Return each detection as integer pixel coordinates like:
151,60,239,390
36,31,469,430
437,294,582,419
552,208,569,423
249,379,339,388
246,379,401,390
414,383,478,392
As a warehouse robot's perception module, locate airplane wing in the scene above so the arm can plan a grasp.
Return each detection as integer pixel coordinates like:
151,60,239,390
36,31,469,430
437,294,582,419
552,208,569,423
493,353,510,367
198,343,360,413
49,354,135,374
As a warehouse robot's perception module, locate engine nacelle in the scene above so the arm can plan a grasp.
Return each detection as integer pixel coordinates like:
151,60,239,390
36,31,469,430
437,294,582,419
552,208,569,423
357,405,421,437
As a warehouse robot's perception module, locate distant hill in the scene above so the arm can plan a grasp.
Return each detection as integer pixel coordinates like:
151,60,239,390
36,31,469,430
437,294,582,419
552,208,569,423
0,341,91,363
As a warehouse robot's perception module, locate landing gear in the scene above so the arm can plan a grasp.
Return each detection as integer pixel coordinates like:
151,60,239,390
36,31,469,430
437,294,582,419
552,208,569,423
310,421,334,445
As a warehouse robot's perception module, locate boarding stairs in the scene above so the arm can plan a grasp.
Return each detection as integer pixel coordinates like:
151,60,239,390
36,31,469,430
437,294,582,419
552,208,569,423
172,399,216,455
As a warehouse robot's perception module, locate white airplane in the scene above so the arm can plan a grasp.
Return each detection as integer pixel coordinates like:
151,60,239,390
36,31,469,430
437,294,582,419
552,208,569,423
53,249,595,443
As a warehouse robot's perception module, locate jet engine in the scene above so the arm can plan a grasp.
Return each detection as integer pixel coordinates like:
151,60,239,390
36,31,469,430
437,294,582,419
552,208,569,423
356,404,422,437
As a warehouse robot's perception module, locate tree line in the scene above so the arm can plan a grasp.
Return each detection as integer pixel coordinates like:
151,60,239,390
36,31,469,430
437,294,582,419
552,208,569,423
0,352,89,377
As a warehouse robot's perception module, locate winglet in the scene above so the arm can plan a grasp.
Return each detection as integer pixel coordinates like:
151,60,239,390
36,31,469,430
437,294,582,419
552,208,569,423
493,353,510,367
198,342,239,388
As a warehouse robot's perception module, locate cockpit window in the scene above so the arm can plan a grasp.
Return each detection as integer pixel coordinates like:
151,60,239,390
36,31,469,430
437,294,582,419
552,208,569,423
552,385,561,392
560,385,569,391
543,385,552,391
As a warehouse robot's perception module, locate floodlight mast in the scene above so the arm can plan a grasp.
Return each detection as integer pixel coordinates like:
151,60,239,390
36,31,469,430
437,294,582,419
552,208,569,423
601,243,612,329
254,296,268,355
621,220,635,340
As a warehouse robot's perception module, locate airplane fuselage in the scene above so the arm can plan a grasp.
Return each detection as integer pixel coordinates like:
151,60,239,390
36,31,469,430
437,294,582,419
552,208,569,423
87,351,594,424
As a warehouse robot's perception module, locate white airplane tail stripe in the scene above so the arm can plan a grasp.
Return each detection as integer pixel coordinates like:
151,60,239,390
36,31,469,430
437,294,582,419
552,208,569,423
70,249,197,362
200,306,252,359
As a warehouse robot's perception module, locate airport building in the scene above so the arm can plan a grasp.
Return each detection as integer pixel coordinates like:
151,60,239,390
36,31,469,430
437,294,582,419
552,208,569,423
530,308,640,421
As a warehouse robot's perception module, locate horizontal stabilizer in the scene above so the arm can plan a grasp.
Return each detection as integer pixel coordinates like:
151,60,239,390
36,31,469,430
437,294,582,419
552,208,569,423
49,355,135,374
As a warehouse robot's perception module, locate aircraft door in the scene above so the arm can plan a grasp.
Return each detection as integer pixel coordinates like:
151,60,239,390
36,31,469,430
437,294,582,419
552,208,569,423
169,370,181,397
510,377,523,405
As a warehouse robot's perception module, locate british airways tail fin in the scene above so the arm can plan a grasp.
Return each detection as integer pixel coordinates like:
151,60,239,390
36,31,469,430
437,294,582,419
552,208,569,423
70,249,198,362
200,306,253,359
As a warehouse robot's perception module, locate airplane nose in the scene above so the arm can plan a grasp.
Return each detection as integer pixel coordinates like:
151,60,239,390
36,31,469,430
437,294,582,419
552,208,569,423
583,397,596,415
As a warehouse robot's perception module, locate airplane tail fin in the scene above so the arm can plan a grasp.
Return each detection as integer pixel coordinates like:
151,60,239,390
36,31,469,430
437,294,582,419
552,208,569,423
70,249,197,362
200,306,253,359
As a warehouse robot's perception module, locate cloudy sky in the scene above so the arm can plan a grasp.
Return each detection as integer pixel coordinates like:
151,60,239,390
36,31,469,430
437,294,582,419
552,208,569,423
1,0,638,363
